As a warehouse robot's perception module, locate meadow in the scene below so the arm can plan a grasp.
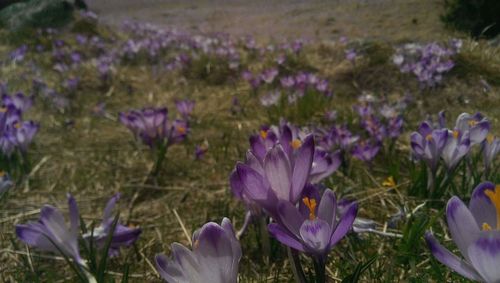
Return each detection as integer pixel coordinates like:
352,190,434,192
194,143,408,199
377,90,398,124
0,1,499,282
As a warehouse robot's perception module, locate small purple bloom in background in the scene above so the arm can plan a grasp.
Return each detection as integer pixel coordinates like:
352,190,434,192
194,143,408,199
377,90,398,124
155,218,241,283
324,110,337,121
425,182,500,282
83,194,141,257
16,194,85,266
259,91,281,107
65,78,79,92
195,144,208,160
260,68,279,84
345,49,357,63
441,129,471,170
280,76,295,88
410,121,448,172
268,185,357,256
2,92,33,113
352,140,380,163
12,121,40,151
175,99,195,118
454,112,490,146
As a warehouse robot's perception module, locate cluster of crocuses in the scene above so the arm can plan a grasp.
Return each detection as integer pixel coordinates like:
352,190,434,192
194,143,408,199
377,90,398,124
0,85,39,158
392,40,461,88
228,120,358,282
16,193,141,282
411,111,497,190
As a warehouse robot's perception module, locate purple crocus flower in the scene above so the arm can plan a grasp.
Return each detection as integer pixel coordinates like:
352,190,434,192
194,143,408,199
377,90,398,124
155,218,241,283
441,129,471,170
83,194,141,257
483,134,500,171
119,107,169,147
410,121,448,172
16,194,85,266
12,121,40,151
345,49,357,63
175,99,195,118
352,140,381,163
455,113,490,146
259,91,281,107
195,144,208,160
280,76,295,88
260,68,279,84
2,93,33,113
268,186,357,256
230,135,314,215
425,182,500,282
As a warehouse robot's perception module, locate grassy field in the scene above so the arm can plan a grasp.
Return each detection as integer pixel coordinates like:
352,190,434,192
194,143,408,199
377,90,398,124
0,1,499,282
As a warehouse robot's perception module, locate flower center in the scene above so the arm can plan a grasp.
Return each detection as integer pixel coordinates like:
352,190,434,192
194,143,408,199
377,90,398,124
260,130,268,139
486,134,494,144
14,123,21,129
176,126,186,134
291,139,302,150
452,130,459,139
468,120,478,127
0,107,6,113
302,197,317,220
425,134,433,141
484,185,500,230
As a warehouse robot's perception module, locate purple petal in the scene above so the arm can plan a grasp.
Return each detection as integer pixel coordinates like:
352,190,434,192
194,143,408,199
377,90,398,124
330,202,357,247
469,182,497,230
277,201,305,236
468,234,500,282
318,189,337,228
424,232,482,281
291,135,314,203
446,196,480,261
264,145,292,201
268,223,305,252
299,219,332,254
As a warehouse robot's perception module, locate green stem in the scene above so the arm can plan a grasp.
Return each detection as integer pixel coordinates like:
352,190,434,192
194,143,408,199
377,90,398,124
259,216,271,260
150,142,169,181
313,256,326,283
287,247,307,283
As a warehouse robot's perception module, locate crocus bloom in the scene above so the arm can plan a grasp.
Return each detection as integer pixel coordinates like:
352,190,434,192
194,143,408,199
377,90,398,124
260,68,279,84
352,140,380,163
16,194,85,266
454,113,490,146
230,135,314,215
175,99,195,118
155,218,241,283
483,134,500,170
441,129,471,170
268,186,357,256
2,93,33,113
194,144,208,160
425,182,500,282
83,194,141,257
11,121,40,151
259,91,281,107
410,121,448,172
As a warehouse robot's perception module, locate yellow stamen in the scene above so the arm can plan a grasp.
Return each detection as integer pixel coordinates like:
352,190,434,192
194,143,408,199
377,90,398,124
14,123,21,129
0,171,4,177
425,134,433,141
302,197,317,220
484,185,500,229
468,120,478,127
487,134,494,144
452,130,459,139
0,107,6,113
177,126,186,134
382,176,396,188
291,139,302,150
482,223,492,231
260,130,268,139
193,239,200,249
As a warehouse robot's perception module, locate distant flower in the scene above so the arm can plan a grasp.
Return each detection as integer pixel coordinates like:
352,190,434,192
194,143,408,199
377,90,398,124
155,218,241,283
175,99,195,118
195,144,208,160
0,171,13,195
260,68,279,84
259,91,281,107
2,93,33,113
16,194,85,266
345,49,357,62
268,186,357,256
454,112,490,146
425,182,500,282
441,129,471,170
410,121,448,172
352,140,380,163
483,134,499,171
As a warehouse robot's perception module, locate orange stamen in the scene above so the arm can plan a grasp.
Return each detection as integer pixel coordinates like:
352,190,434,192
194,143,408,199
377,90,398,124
291,139,302,150
177,126,186,134
452,130,459,139
425,134,433,141
382,176,396,188
482,223,492,231
260,130,268,139
484,185,500,229
487,134,494,144
302,197,317,220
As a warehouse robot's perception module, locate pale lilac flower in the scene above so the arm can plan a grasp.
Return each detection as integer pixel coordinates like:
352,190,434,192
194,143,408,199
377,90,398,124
426,182,500,282
483,134,500,170
441,129,471,170
259,91,281,107
155,218,241,283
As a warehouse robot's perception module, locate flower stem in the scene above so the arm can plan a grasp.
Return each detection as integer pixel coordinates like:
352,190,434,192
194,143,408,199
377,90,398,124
287,247,306,283
259,216,271,259
313,256,326,283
